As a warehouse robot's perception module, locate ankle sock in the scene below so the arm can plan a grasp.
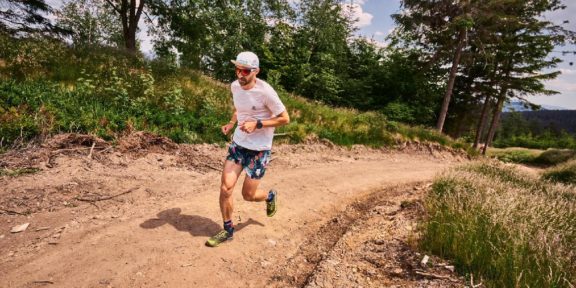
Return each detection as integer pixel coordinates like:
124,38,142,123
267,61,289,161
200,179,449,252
266,190,275,202
224,220,234,236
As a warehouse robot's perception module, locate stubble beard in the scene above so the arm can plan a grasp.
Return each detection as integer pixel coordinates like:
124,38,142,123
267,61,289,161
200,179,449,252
238,77,248,86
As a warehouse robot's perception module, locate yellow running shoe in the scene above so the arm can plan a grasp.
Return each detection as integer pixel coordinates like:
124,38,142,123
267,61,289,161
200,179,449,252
267,189,277,217
205,230,233,247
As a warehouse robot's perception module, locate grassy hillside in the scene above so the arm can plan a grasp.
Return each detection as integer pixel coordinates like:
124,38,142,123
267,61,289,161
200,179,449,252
487,147,576,167
0,37,469,153
423,162,576,287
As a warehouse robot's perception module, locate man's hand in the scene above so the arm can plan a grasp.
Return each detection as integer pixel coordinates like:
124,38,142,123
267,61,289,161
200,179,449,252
240,121,257,134
221,122,234,135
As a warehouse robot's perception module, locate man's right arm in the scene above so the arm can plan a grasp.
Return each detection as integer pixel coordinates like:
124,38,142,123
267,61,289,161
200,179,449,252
221,108,237,135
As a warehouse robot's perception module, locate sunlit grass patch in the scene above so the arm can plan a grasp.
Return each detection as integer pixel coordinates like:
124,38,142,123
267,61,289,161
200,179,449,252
423,161,576,287
486,147,543,164
534,149,576,166
542,159,576,185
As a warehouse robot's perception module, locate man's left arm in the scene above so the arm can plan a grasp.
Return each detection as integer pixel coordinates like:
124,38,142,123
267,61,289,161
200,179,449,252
262,110,290,128
240,110,290,133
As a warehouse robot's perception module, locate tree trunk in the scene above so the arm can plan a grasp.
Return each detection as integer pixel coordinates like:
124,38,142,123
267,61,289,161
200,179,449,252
436,27,467,133
454,113,467,139
482,89,507,155
106,0,144,54
473,94,491,149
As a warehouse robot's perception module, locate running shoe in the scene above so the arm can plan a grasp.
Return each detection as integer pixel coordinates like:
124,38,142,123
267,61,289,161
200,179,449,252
267,189,277,217
205,230,233,247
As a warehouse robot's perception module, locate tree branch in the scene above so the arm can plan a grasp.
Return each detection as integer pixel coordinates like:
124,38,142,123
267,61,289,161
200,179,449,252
104,0,122,14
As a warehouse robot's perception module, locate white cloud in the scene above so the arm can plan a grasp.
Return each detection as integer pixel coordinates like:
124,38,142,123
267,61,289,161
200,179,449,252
559,68,576,75
342,2,373,28
530,72,576,109
547,78,576,93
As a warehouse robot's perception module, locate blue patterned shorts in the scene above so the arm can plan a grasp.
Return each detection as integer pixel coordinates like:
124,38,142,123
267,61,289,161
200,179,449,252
226,142,271,179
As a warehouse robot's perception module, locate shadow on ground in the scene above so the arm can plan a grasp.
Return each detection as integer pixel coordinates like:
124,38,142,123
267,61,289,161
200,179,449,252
140,208,264,237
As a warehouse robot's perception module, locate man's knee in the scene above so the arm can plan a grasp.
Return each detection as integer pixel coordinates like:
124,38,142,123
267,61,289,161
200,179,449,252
242,187,256,201
220,183,234,197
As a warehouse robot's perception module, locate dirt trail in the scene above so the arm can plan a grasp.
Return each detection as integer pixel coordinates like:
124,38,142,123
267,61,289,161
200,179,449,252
0,137,467,287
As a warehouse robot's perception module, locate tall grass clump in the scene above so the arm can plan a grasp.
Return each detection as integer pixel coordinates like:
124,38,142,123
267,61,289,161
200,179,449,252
278,94,469,150
422,161,576,287
542,159,576,185
533,149,576,166
278,95,395,147
486,147,542,164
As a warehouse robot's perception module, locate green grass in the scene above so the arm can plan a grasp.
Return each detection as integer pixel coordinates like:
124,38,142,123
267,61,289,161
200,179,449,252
533,149,576,166
422,161,576,287
0,167,41,177
487,147,576,168
486,147,543,164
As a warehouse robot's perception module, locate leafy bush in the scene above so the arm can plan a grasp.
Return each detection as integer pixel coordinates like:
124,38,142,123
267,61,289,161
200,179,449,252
381,101,416,124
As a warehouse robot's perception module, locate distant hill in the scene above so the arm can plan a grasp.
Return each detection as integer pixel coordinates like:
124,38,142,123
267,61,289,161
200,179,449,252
503,100,569,112
502,110,576,135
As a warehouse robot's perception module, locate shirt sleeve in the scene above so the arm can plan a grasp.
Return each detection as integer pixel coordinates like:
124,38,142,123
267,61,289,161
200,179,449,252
264,84,286,116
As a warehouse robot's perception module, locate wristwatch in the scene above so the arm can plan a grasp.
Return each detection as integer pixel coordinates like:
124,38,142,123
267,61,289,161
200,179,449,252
256,119,263,129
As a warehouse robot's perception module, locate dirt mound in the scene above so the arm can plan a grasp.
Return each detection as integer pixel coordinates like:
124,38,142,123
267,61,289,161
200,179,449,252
42,133,108,150
0,134,109,170
117,131,178,154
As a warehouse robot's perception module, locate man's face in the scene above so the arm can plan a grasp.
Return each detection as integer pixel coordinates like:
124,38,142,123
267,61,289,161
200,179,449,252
235,65,257,86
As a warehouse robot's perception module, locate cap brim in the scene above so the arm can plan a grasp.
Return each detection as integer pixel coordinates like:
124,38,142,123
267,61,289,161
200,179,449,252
231,60,257,68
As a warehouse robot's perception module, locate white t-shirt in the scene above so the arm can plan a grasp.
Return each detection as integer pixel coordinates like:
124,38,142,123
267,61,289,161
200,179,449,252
231,79,286,151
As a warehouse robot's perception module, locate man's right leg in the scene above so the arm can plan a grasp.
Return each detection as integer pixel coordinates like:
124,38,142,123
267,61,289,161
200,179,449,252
220,160,243,223
206,160,243,247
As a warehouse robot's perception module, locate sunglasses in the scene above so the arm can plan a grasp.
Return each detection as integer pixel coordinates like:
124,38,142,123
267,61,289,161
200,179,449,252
235,67,256,76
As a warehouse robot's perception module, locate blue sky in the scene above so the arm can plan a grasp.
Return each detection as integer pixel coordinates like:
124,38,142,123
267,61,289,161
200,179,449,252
348,0,576,110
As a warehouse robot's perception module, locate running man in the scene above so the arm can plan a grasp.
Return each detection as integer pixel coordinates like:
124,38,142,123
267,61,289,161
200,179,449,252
206,51,290,247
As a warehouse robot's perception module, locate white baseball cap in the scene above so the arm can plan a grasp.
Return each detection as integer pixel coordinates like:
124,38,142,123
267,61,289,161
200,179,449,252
231,51,259,68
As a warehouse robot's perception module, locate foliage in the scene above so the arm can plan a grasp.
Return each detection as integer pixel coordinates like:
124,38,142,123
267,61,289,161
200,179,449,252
0,0,67,36
392,0,575,143
0,33,68,80
148,0,292,79
494,111,576,150
494,132,576,150
56,0,124,48
423,162,576,287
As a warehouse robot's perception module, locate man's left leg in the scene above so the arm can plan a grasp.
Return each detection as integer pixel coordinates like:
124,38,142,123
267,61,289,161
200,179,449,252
242,177,277,217
241,176,267,202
